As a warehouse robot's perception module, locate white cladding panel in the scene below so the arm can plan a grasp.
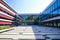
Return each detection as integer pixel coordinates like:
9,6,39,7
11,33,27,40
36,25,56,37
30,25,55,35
41,16,60,22
0,18,13,22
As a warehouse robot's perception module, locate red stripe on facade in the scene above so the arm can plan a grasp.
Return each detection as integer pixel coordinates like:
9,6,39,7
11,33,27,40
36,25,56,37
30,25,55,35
0,14,14,20
0,21,13,24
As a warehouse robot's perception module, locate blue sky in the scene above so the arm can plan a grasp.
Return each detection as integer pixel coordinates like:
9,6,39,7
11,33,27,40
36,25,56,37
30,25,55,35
4,0,53,14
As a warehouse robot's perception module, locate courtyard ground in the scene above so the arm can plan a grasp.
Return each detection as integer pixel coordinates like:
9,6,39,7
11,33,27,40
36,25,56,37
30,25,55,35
0,25,60,40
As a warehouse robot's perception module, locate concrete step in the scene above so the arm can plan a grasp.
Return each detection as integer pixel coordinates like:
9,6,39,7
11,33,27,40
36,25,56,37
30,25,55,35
0,38,13,40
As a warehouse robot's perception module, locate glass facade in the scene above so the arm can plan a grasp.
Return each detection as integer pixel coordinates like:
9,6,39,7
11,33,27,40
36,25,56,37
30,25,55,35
40,0,60,27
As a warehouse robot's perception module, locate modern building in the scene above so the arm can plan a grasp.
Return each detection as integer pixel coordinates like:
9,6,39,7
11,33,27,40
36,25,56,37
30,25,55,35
25,15,38,25
40,0,60,27
0,0,22,26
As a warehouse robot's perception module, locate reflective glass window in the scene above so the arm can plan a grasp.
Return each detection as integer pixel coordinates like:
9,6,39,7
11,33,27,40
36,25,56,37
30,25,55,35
53,10,58,14
57,0,60,7
54,1,58,9
58,9,60,14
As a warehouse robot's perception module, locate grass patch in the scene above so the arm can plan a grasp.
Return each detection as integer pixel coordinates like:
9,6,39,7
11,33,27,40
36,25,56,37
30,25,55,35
0,26,12,30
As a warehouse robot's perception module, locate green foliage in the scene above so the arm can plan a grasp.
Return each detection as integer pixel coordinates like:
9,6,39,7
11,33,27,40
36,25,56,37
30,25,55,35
0,26,12,30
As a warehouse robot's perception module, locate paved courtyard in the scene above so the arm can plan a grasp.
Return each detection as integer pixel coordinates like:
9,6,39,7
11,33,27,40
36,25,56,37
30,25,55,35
0,25,60,40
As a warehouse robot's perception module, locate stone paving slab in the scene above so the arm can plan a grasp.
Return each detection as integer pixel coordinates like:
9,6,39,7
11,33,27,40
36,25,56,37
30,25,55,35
0,34,45,39
1,26,34,34
0,38,13,40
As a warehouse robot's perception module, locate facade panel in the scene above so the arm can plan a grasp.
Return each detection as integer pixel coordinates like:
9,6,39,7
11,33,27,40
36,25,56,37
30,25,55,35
40,0,60,27
0,14,14,20
0,11,14,18
0,3,15,15
0,6,15,16
0,0,22,26
0,18,13,22
0,21,13,25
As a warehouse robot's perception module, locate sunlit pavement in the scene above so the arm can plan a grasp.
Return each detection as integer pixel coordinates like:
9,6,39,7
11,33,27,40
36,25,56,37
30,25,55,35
0,25,60,40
